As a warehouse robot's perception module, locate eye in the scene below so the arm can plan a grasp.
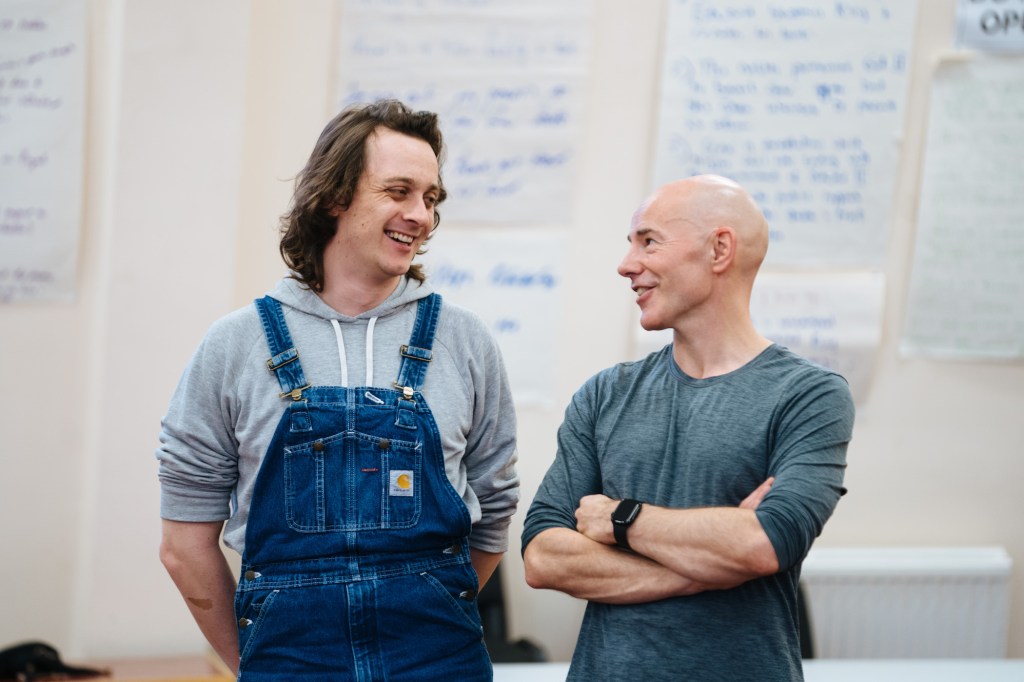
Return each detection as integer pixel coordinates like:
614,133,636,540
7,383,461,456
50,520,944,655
387,187,409,198
424,194,438,208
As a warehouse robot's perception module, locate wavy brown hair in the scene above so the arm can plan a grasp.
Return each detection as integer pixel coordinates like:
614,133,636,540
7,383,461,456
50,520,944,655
279,99,447,290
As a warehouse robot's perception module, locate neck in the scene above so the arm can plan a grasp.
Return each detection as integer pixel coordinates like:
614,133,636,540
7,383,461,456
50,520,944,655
670,315,770,379
319,274,401,317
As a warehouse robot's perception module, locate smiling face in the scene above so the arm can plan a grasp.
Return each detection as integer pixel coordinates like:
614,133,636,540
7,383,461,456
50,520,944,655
617,189,717,332
324,127,441,297
618,176,771,336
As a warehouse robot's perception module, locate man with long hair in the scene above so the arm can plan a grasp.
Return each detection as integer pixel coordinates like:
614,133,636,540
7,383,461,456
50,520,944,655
158,100,519,680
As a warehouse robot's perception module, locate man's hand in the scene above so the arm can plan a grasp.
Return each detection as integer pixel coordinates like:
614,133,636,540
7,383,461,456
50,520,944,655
575,477,775,546
574,494,619,545
739,477,774,510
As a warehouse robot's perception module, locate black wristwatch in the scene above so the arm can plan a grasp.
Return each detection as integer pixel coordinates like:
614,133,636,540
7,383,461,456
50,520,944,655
611,498,643,550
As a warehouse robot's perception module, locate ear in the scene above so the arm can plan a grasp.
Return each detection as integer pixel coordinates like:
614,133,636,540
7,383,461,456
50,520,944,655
710,226,736,274
327,203,346,217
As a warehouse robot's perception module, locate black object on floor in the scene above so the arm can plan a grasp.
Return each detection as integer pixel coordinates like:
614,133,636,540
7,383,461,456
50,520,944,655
0,641,109,681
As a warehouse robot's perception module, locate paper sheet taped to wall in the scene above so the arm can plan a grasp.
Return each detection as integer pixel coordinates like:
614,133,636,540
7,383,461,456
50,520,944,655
901,57,1024,360
955,0,1024,54
419,228,565,406
334,0,592,225
0,0,85,303
652,0,918,268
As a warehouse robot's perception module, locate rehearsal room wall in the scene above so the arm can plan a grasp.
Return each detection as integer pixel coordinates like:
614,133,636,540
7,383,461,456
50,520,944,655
0,0,1020,663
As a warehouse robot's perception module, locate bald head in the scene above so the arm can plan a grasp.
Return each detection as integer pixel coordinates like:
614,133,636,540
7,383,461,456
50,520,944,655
637,174,769,278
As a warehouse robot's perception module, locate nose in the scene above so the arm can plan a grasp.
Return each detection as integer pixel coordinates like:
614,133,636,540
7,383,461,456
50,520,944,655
403,195,433,228
617,246,640,279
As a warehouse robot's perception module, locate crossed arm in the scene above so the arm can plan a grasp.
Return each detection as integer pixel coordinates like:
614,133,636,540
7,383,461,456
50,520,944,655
523,478,778,604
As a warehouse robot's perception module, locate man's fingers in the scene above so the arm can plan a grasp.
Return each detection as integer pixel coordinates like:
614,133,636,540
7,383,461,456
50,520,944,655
739,477,774,510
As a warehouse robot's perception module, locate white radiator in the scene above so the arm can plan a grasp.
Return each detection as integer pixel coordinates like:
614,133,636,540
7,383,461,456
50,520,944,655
800,546,1013,658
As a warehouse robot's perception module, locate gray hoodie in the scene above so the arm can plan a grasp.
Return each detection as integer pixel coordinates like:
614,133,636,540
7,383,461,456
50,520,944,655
157,276,519,554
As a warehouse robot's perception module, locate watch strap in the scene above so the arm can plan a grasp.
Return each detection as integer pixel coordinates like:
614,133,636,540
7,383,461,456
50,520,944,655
612,516,632,550
612,498,642,550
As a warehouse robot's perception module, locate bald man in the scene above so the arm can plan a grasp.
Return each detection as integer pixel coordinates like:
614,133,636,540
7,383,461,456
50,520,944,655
522,175,854,681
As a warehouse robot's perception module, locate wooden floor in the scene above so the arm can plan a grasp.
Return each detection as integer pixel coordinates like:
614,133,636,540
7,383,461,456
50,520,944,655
80,655,232,682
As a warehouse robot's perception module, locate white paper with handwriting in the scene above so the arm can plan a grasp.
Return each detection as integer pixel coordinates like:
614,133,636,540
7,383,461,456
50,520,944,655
419,228,565,406
0,0,86,303
652,0,918,267
336,0,592,225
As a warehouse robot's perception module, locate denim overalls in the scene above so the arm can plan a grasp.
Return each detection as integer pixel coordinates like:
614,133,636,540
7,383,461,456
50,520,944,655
234,294,491,681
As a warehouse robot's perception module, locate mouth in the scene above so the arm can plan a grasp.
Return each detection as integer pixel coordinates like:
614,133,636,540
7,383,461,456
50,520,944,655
632,284,656,307
633,284,654,301
385,230,416,245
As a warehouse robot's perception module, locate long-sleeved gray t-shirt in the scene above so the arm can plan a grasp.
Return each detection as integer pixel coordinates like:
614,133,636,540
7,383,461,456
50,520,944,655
158,276,519,555
523,343,854,681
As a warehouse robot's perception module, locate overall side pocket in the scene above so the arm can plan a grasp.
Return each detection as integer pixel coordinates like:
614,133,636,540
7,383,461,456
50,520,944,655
236,589,281,670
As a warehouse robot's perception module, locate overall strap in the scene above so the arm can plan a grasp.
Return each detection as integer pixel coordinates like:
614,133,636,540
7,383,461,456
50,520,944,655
394,293,442,396
254,296,310,401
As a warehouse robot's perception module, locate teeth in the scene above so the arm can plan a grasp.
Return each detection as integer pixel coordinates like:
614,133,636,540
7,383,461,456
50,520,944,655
386,231,414,244
635,287,648,297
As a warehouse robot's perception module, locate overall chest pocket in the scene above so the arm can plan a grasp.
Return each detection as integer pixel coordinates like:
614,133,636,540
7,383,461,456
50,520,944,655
283,432,422,532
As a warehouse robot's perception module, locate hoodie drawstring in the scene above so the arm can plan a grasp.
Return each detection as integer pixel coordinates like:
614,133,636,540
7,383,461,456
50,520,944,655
365,317,377,387
330,317,379,387
329,319,349,387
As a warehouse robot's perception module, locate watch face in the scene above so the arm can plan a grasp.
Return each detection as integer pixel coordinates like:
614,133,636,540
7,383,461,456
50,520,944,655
612,499,641,525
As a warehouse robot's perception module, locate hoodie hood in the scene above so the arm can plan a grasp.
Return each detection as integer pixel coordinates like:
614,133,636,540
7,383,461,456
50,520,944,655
266,275,438,390
268,275,435,322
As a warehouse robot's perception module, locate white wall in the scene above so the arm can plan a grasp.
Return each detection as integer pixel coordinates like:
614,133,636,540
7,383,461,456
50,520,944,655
0,0,249,658
0,0,1021,663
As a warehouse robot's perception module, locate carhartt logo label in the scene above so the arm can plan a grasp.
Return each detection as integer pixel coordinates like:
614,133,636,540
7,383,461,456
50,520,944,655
389,470,414,496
